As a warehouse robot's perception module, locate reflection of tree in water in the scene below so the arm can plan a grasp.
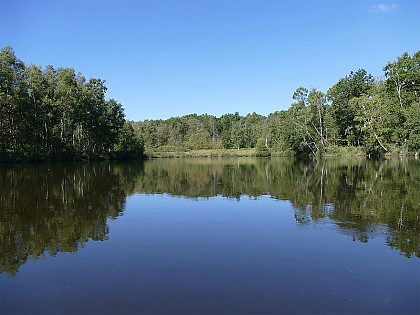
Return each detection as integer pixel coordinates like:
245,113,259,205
1,158,418,275
0,161,144,275
136,157,419,258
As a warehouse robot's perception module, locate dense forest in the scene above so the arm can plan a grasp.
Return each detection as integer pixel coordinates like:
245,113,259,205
0,46,143,162
1,47,419,161
132,51,420,157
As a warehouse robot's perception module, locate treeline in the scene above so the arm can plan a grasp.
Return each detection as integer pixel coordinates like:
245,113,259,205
0,46,143,162
2,47,418,160
133,51,420,157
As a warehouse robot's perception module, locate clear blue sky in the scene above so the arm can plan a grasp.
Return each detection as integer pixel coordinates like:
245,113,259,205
1,0,419,120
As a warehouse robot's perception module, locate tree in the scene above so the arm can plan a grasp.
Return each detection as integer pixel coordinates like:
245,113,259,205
268,111,293,154
327,69,374,145
54,67,82,154
351,93,388,156
256,137,270,157
115,122,144,158
0,46,26,159
384,52,420,108
287,100,316,156
405,102,420,152
286,87,329,156
307,88,328,149
0,46,141,161
25,65,48,157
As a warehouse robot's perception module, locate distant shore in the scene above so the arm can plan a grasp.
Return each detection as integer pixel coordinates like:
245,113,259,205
144,147,414,159
145,148,257,158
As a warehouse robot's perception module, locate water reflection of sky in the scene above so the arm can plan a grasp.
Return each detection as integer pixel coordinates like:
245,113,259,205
5,194,418,314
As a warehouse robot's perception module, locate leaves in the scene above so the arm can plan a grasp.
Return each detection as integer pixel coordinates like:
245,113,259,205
0,46,143,161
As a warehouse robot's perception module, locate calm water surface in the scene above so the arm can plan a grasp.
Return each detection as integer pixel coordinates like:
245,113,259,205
0,158,419,314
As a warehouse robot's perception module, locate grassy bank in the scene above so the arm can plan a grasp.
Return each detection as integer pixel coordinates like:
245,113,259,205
324,146,366,157
145,148,257,158
324,145,418,157
145,145,418,159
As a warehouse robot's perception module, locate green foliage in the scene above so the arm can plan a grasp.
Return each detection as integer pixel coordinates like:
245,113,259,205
115,122,144,159
0,46,143,161
327,69,374,145
131,49,418,159
281,52,419,157
325,145,365,156
144,148,256,158
384,52,420,108
132,111,269,153
256,137,270,157
405,102,420,152
2,47,418,160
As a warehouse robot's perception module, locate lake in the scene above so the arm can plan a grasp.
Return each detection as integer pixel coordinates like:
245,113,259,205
0,157,419,314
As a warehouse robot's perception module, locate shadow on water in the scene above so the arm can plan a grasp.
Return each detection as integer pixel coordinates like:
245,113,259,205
1,157,419,275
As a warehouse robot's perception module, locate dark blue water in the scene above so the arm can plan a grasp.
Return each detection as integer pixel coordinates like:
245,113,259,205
1,158,419,314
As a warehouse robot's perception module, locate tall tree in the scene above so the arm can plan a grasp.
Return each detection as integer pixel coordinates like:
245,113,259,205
307,88,328,149
0,46,143,160
383,52,420,108
0,46,26,158
327,69,374,145
25,65,48,157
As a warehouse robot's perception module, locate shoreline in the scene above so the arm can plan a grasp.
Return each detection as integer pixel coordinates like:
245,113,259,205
144,148,416,159
1,148,417,163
